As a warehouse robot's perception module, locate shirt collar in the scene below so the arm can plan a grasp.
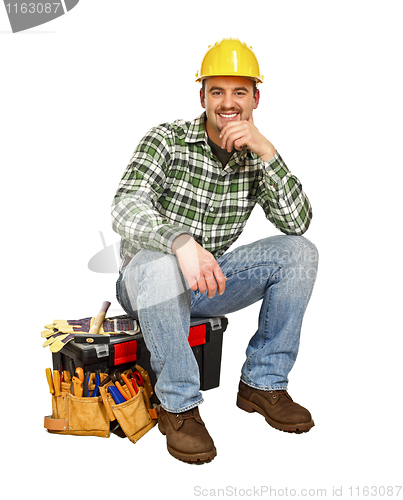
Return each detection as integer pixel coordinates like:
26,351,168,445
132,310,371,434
185,112,208,144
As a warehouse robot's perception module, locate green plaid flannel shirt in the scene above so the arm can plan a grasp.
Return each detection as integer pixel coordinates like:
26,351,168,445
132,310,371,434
111,113,312,263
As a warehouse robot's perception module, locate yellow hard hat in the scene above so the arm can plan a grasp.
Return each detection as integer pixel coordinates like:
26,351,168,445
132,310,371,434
195,38,263,83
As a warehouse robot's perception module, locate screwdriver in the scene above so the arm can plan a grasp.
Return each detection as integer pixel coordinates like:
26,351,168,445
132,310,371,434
53,370,61,397
46,368,54,395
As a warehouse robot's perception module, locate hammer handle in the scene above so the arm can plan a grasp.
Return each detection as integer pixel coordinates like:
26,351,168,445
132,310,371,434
89,301,111,334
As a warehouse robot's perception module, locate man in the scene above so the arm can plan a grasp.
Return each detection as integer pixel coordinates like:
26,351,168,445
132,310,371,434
111,38,318,463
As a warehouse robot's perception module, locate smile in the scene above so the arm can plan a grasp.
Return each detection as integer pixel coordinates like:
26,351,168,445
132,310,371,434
218,113,238,118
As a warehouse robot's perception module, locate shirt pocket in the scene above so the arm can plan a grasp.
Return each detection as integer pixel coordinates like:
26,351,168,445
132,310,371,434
214,195,254,227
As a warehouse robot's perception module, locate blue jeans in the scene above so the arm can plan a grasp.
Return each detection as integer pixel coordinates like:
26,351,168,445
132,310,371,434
116,235,318,413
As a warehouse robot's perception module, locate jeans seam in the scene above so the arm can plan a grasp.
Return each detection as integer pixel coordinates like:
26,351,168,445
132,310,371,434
160,397,204,413
240,379,288,391
190,289,201,308
224,262,282,279
245,267,280,383
141,280,164,373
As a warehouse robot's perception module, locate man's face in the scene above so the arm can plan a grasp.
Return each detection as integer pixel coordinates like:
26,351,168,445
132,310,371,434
200,76,260,146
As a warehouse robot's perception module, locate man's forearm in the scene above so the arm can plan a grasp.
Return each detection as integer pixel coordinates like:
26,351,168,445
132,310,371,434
259,153,312,235
111,191,189,254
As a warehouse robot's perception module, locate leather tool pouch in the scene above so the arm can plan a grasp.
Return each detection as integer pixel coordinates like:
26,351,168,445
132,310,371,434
44,375,110,437
98,365,158,443
100,386,156,443
44,365,158,442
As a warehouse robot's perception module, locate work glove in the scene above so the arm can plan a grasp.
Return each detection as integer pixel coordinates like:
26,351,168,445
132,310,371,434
42,316,139,336
41,316,140,353
42,331,76,353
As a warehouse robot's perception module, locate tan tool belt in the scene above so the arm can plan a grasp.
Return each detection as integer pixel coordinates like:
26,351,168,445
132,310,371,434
44,364,158,442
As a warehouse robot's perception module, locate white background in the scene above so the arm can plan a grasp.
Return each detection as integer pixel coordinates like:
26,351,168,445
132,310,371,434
1,0,402,497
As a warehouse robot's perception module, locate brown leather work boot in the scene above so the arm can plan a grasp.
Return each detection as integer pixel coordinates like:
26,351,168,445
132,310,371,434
236,380,314,433
158,406,217,464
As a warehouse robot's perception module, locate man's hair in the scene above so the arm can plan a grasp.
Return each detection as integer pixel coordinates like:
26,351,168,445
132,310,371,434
201,79,258,97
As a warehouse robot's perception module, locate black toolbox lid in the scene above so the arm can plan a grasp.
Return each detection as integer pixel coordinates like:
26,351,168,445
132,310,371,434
59,315,227,358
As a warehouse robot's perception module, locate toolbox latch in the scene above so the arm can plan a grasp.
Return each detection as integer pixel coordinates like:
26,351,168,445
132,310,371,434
113,340,138,365
188,324,207,347
94,344,109,358
210,317,222,331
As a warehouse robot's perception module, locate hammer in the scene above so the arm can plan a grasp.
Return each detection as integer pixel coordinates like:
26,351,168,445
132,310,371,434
89,301,111,334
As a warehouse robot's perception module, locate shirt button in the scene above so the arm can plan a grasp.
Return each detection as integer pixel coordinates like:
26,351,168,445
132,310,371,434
209,207,214,212
268,170,275,176
204,237,209,242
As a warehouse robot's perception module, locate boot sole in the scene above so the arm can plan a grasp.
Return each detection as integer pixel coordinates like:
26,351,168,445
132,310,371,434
158,420,217,464
236,393,314,434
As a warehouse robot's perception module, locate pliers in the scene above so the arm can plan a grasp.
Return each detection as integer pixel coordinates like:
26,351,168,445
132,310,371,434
70,366,85,397
129,370,144,390
121,369,144,397
83,371,100,397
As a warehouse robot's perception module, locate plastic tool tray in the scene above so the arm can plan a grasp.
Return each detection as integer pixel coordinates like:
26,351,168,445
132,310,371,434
57,316,228,395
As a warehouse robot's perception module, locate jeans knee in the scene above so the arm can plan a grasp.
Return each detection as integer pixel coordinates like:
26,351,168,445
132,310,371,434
291,236,319,281
128,250,178,280
124,250,189,310
299,236,318,263
144,251,179,279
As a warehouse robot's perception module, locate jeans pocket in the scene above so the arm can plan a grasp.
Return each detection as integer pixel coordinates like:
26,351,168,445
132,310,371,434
116,272,123,301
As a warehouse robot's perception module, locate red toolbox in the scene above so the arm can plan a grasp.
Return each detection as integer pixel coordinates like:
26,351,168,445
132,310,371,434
55,316,228,402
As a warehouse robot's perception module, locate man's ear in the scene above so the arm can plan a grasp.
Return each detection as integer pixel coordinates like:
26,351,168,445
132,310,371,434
200,88,206,108
253,88,260,109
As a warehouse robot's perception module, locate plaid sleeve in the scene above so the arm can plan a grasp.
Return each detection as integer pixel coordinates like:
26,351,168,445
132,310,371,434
256,152,312,235
111,126,189,254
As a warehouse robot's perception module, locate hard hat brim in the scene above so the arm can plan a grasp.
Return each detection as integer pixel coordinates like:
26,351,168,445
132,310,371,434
195,73,263,84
